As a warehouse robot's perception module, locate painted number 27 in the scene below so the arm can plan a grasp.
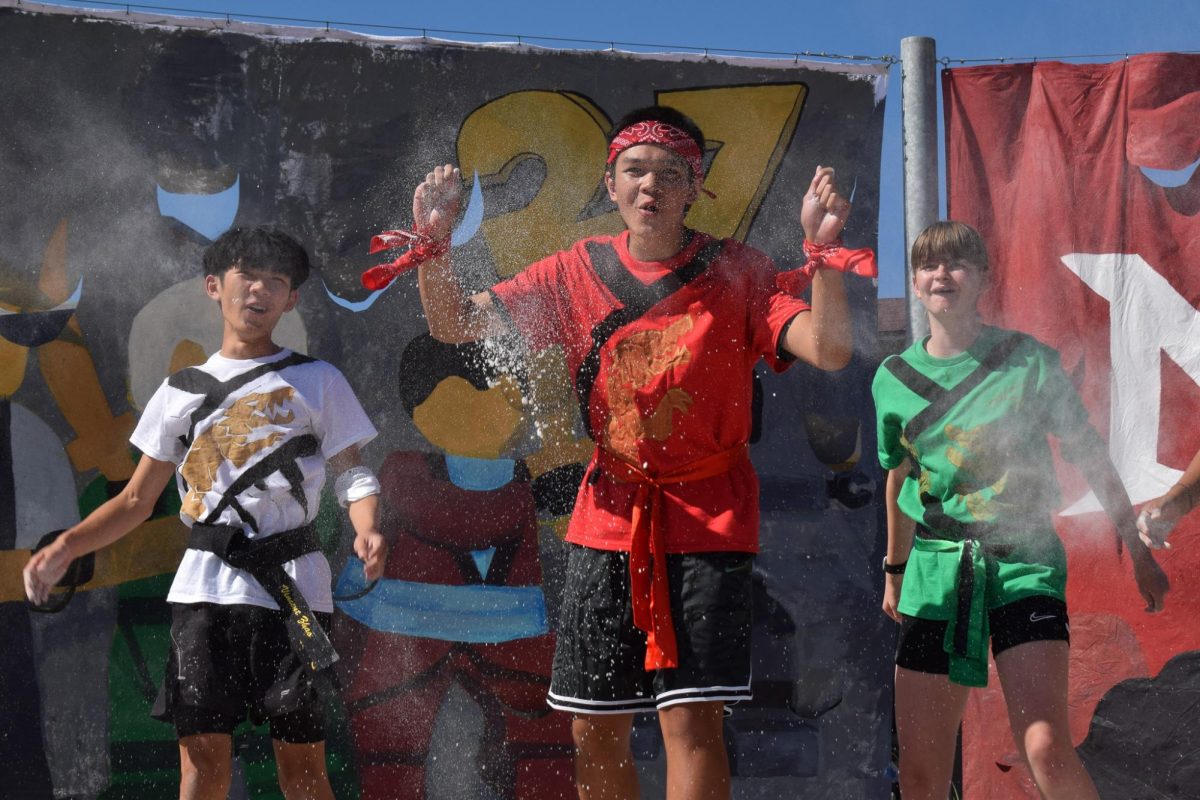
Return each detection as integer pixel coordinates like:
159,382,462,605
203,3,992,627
456,85,807,278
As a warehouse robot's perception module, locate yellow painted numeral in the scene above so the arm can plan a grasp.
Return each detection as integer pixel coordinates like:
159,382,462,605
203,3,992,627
661,84,807,240
457,91,622,278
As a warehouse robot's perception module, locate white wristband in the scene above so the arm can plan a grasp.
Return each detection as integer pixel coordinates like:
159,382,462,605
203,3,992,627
334,465,381,508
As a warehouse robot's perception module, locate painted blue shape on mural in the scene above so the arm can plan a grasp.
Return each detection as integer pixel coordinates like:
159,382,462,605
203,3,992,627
322,281,387,312
156,176,240,241
451,172,484,247
1140,157,1200,188
0,278,83,347
322,172,484,313
445,454,515,492
471,547,497,579
334,559,548,643
60,276,83,308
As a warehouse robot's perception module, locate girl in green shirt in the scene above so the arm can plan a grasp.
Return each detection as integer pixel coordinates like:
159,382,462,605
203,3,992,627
872,221,1169,800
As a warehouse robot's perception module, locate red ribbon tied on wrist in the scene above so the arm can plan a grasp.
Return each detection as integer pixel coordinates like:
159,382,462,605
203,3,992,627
360,226,450,291
775,238,879,296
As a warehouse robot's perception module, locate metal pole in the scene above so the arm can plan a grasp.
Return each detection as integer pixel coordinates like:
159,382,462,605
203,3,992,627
901,35,938,343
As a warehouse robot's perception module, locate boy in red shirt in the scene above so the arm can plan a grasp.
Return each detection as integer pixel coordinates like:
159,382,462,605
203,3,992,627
407,106,865,799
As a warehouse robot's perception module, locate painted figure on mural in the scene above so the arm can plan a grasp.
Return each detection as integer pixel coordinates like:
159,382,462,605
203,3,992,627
873,220,1170,800
402,105,874,799
332,332,575,800
24,226,387,800
0,220,143,799
0,204,240,800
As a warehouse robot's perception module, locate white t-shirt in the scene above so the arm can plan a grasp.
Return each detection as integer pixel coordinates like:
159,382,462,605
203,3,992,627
131,349,377,613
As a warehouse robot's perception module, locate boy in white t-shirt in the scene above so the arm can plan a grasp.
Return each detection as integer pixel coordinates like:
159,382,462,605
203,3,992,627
24,226,386,800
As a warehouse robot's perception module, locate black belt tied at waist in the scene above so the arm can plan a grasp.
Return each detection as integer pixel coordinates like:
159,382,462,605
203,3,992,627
188,522,337,672
914,523,1015,687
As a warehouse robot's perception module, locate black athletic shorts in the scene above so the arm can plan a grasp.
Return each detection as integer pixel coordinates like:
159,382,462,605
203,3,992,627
154,602,332,743
896,595,1070,674
547,543,754,715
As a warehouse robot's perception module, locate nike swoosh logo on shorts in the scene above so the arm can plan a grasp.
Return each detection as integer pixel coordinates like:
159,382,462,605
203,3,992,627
1029,612,1057,622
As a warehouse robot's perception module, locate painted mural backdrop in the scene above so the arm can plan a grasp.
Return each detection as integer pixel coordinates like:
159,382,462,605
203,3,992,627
945,55,1200,799
0,4,890,798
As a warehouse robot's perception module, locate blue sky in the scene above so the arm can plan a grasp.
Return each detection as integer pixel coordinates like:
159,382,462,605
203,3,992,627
40,0,1200,296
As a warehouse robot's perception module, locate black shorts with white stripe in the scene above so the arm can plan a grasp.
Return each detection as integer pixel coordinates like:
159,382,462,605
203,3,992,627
547,543,754,715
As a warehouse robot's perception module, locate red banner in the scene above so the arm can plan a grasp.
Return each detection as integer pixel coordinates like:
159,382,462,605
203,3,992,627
945,54,1200,798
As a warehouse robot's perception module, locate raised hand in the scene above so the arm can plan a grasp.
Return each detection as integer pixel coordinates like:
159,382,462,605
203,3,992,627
413,164,462,240
800,166,851,245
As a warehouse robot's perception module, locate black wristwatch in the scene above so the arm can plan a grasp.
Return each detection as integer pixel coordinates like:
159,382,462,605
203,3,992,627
882,556,907,575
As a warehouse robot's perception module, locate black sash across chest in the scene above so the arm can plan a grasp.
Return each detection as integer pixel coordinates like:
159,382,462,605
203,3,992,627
882,331,1026,541
169,352,317,533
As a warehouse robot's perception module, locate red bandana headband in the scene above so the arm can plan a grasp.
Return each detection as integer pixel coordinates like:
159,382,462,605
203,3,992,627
607,120,716,198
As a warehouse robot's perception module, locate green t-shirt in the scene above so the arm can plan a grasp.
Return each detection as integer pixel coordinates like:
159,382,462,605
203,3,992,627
872,326,1103,615
872,327,1105,685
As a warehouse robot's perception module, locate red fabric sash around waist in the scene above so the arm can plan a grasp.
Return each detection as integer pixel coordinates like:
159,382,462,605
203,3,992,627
594,444,750,670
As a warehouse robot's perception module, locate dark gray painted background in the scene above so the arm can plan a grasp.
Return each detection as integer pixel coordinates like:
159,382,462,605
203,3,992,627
0,6,892,798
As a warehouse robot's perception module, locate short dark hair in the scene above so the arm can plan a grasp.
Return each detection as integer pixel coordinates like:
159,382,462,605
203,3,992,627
910,221,989,274
202,226,312,288
607,105,705,176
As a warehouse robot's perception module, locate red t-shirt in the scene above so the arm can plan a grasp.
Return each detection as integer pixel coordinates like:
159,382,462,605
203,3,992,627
490,230,810,553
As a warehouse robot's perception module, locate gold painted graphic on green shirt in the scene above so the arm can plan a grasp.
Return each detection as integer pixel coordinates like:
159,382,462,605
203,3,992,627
943,421,1012,521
